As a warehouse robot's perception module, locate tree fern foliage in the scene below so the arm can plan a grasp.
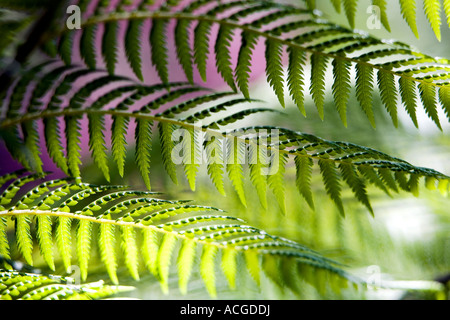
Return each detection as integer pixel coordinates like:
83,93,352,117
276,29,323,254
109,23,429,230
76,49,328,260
0,266,134,300
305,0,450,41
0,0,449,300
0,172,357,297
40,0,450,129
1,63,449,217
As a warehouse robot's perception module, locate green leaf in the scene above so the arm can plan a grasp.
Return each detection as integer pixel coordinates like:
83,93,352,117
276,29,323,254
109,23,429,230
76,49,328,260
355,63,375,128
235,31,259,99
377,70,399,127
295,156,315,210
36,215,55,271
135,118,153,190
343,0,358,29
99,223,118,284
399,0,419,38
287,48,307,116
319,160,345,216
200,245,218,298
88,114,110,182
423,0,441,41
177,239,196,295
120,226,140,280
125,19,144,81
215,25,237,91
332,57,352,127
310,53,329,119
418,81,441,130
265,38,285,107
175,19,194,84
55,217,72,273
150,19,169,83
102,21,119,74
158,233,177,294
80,24,98,69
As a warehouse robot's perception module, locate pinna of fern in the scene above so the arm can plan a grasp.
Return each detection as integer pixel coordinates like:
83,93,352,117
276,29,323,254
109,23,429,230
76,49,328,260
304,0,450,42
1,62,449,218
0,171,359,298
42,0,450,130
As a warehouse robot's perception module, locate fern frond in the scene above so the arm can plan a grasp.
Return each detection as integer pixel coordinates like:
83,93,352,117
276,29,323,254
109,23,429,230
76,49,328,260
399,0,419,38
423,0,442,41
2,64,449,217
342,0,358,29
45,0,450,129
332,56,352,127
0,269,134,300
150,18,170,84
0,172,360,297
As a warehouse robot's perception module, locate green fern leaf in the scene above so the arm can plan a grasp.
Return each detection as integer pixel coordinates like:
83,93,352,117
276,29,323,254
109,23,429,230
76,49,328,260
372,0,390,31
244,250,260,286
125,19,144,81
249,143,268,209
215,25,237,91
99,223,118,284
438,86,450,122
175,19,194,84
65,116,82,180
142,228,160,278
319,159,345,216
294,155,315,210
339,162,373,215
177,238,196,295
377,70,399,127
330,0,341,13
221,248,237,290
0,218,10,261
399,0,419,38
423,0,441,41
58,31,74,65
226,136,247,207
159,122,178,184
193,21,213,82
355,63,375,128
265,38,285,107
55,216,72,273
111,115,130,178
0,269,134,300
150,19,169,83
88,114,110,182
15,215,33,265
445,0,450,27
205,134,226,196
310,53,329,119
80,24,97,69
342,0,358,29
102,21,119,74
36,215,55,271
332,57,352,127
399,77,419,128
200,244,218,298
158,233,177,294
268,152,288,214
76,219,92,282
135,118,153,190
418,81,442,130
120,226,140,281
235,31,259,99
287,47,307,116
